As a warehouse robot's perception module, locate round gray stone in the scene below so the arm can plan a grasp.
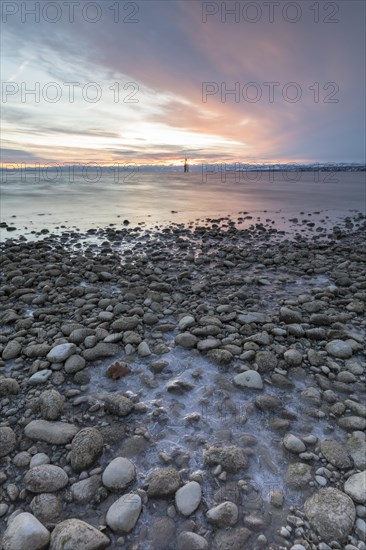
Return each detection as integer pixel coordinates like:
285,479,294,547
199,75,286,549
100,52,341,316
304,488,356,542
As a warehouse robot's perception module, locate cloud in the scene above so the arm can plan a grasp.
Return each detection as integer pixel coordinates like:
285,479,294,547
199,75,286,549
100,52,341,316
1,0,365,163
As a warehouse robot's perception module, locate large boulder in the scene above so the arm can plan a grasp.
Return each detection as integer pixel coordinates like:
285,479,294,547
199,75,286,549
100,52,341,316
304,488,356,542
2,512,50,550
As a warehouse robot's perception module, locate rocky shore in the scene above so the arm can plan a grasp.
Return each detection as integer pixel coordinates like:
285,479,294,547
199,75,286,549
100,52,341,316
0,212,365,550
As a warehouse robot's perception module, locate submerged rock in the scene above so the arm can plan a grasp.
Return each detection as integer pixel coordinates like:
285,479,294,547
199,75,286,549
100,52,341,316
24,420,78,445
233,370,263,389
204,445,249,472
206,501,238,527
147,467,181,497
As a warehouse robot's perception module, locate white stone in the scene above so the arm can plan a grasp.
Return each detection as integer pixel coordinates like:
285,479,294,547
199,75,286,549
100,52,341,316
2,512,50,550
102,457,136,490
175,481,202,516
47,343,76,363
233,370,263,390
344,471,366,503
106,493,142,533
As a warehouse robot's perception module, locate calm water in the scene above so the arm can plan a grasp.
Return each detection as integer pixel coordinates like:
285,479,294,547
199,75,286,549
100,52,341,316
1,171,365,237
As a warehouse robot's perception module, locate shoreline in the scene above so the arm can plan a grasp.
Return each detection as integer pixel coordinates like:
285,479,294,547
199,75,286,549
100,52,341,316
1,213,366,549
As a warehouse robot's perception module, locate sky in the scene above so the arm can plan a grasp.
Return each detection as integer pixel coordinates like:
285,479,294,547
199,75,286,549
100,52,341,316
1,0,365,167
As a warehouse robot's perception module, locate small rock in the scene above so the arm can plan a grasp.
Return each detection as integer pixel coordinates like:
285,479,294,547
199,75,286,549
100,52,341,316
102,457,136,491
0,426,16,457
326,340,353,359
104,395,134,417
64,354,86,373
320,439,352,469
47,343,76,363
207,349,233,366
39,390,64,420
30,493,63,524
0,377,20,397
70,428,103,472
106,493,142,533
50,518,109,549
204,445,248,472
344,471,366,503
175,481,202,516
147,467,181,498
71,475,102,504
280,307,302,324
283,433,306,454
138,341,151,357
176,531,208,550
206,501,238,527
178,316,195,330
2,512,50,550
2,340,22,360
286,462,312,487
175,332,197,349
24,464,69,493
24,420,78,445
284,349,303,367
233,370,263,390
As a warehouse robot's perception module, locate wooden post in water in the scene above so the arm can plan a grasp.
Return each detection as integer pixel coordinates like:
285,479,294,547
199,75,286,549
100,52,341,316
184,158,189,173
